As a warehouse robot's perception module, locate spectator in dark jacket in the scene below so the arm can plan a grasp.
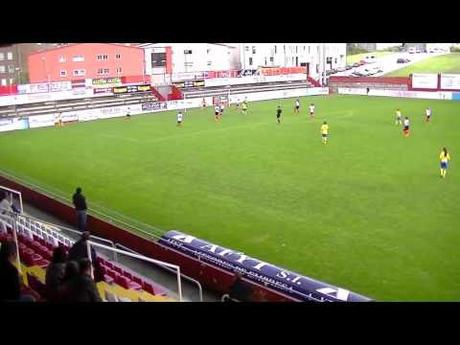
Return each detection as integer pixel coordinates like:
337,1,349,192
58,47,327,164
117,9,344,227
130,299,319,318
67,232,103,282
45,246,68,302
0,240,20,301
72,187,87,231
62,258,102,302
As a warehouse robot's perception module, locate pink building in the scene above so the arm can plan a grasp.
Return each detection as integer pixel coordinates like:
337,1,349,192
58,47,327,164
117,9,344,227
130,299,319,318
28,43,145,83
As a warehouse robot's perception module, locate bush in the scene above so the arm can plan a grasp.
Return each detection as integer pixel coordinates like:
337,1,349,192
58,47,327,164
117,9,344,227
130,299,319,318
450,46,460,53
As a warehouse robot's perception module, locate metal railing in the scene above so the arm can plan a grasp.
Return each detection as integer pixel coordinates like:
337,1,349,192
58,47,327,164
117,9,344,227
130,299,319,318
115,242,203,302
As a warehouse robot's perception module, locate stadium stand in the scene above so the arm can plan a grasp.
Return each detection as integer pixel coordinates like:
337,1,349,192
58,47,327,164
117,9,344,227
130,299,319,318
181,80,313,99
0,210,178,302
0,93,159,118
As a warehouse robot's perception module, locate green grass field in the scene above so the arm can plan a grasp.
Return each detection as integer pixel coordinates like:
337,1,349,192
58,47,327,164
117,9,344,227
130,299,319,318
1,95,460,301
386,53,460,76
346,51,395,64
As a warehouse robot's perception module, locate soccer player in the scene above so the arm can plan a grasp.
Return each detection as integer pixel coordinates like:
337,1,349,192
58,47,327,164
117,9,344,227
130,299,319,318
425,106,432,122
320,121,329,144
395,108,402,125
439,147,451,178
202,98,206,109
241,101,248,115
294,99,300,114
309,103,316,118
177,111,183,127
214,104,221,121
220,103,225,116
126,107,131,120
276,105,282,124
403,117,410,137
55,112,63,127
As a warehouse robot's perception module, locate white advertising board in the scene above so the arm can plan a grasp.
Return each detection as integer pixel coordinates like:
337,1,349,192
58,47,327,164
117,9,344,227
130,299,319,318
368,89,452,100
412,73,438,89
337,88,368,95
28,114,56,129
440,74,460,90
0,117,28,132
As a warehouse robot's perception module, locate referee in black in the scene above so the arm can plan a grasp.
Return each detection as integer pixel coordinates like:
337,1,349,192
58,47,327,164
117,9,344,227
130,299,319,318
276,105,282,125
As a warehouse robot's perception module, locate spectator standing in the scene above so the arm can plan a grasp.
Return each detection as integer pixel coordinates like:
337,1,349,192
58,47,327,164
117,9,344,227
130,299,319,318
67,232,103,282
72,187,87,231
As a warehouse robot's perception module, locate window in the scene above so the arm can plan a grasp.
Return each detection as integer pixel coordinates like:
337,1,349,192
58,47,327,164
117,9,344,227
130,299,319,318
7,52,13,60
207,61,212,66
0,66,5,73
274,45,277,54
116,53,121,59
184,61,193,67
308,46,311,54
116,67,122,74
269,57,274,63
72,55,85,62
1,79,6,86
59,55,66,63
151,52,166,67
334,58,337,64
9,78,14,85
303,46,306,51
252,46,256,54
60,69,67,77
0,53,4,61
103,68,109,74
8,65,14,73
96,54,108,60
97,68,103,75
73,69,86,76
184,50,192,54
296,46,298,53
206,49,210,54
245,46,250,52
264,57,267,65
249,57,253,66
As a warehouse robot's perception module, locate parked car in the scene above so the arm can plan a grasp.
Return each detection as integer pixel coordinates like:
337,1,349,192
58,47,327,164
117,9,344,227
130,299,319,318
358,60,366,66
352,63,360,68
336,66,346,72
352,71,364,77
397,58,411,63
345,64,353,70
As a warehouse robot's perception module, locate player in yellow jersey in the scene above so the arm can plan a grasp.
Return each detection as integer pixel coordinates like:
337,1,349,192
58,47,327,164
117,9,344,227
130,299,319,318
439,147,451,178
320,121,329,144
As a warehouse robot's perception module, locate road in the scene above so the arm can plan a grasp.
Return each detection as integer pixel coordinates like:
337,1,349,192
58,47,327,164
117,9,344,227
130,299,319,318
333,52,450,78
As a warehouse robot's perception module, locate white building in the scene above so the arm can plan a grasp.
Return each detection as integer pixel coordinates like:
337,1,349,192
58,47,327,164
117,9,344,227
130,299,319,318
139,43,239,83
139,43,346,84
229,43,346,80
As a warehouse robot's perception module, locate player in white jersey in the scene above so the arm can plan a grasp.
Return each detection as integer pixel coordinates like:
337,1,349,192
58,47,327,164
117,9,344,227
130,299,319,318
294,99,300,114
214,105,221,121
177,111,183,127
425,106,432,122
395,108,402,125
220,103,225,115
403,117,410,137
309,103,315,118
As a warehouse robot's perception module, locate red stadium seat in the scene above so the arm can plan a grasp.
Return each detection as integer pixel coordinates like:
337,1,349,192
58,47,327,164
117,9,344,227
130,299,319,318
113,266,122,274
142,282,155,295
132,275,143,285
115,275,142,291
105,261,114,269
123,270,133,280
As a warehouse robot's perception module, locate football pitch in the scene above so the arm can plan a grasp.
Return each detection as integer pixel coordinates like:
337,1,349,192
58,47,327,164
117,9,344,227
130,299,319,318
1,94,459,301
